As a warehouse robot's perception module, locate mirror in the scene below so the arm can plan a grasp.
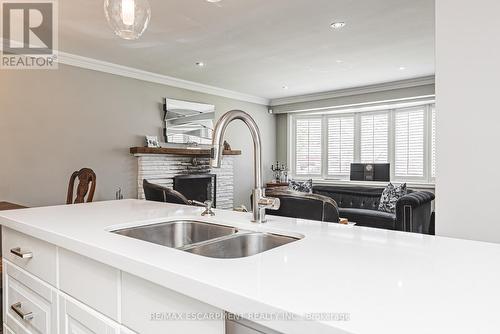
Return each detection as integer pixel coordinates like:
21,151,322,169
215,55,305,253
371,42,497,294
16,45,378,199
163,98,215,146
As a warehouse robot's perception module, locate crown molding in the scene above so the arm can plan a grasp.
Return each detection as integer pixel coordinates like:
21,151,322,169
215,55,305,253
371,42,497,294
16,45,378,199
0,39,269,105
269,76,435,107
54,52,270,106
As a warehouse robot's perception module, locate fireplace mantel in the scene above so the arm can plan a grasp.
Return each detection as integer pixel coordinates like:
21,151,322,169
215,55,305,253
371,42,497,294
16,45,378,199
130,146,237,209
130,147,241,156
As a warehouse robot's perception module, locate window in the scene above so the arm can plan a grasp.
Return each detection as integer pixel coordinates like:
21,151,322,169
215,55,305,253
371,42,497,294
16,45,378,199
328,116,354,175
290,101,436,183
394,107,425,177
295,118,322,175
360,113,389,163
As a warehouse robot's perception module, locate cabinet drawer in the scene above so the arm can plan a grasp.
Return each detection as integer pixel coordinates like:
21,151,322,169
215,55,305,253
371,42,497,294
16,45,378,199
2,227,57,286
3,261,58,334
121,273,224,334
59,295,120,334
59,248,120,322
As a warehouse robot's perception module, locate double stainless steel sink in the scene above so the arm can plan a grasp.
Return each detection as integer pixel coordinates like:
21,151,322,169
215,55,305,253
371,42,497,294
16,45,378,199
112,220,300,259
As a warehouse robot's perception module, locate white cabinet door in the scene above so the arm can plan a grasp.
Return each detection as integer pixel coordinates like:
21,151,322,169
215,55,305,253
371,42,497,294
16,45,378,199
59,295,120,334
121,272,224,334
59,248,120,322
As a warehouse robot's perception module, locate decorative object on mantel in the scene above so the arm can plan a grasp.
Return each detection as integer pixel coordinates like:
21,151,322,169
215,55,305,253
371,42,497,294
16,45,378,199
271,161,288,183
104,0,151,40
163,98,215,145
145,136,160,148
223,140,232,151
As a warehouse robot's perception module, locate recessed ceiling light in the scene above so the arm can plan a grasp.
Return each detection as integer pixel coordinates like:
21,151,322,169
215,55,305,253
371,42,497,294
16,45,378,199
206,0,221,2
330,21,346,30
399,66,406,70
282,85,289,90
336,59,344,64
195,62,205,67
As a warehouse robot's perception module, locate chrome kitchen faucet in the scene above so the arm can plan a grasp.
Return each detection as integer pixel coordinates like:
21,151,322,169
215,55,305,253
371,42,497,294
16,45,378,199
210,110,280,223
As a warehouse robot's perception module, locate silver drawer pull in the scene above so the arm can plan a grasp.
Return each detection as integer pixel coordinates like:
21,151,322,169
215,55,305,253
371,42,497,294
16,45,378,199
11,302,34,321
10,247,33,259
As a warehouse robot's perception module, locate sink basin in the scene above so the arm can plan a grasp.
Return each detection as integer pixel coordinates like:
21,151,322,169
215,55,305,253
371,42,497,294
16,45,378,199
185,232,299,259
112,220,237,249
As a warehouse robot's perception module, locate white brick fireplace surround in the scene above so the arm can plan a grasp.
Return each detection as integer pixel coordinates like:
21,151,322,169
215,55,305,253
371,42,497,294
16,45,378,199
131,147,240,210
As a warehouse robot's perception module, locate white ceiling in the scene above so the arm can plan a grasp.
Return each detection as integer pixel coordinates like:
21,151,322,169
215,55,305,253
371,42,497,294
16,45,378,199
59,0,435,101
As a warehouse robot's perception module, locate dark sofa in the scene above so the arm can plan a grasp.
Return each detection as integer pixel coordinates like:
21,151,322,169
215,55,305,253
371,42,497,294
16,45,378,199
313,185,435,234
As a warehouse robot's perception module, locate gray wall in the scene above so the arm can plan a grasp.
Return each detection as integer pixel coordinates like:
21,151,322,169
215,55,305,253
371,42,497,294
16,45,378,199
275,113,289,163
435,0,500,243
274,84,435,164
0,64,275,208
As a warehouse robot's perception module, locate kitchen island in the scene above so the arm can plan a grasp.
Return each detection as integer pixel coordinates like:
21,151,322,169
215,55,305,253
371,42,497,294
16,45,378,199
1,199,499,334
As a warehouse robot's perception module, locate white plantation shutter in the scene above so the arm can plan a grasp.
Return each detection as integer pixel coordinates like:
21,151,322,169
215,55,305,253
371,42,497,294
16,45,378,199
360,113,389,163
431,105,436,178
295,118,322,175
395,108,425,177
291,102,435,182
328,116,354,175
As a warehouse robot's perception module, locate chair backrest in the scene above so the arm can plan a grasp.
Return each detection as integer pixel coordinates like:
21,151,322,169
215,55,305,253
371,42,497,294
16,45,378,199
143,179,191,205
264,189,340,223
67,168,96,204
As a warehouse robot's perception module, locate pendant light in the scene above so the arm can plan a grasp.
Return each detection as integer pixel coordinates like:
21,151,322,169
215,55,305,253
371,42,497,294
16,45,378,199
104,0,151,40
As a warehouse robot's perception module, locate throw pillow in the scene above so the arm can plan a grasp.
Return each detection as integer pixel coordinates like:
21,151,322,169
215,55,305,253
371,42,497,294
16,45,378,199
288,179,313,193
378,183,407,213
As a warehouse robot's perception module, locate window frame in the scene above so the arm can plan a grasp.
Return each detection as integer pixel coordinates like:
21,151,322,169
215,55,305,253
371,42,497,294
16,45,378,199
290,114,324,178
359,110,390,165
326,113,356,178
288,101,436,185
392,105,428,183
429,103,436,181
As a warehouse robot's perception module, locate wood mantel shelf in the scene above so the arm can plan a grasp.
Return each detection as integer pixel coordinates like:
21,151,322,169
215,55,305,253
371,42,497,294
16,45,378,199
130,147,241,156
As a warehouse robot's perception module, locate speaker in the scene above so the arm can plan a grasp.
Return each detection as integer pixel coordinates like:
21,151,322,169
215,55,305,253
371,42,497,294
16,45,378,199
350,163,390,182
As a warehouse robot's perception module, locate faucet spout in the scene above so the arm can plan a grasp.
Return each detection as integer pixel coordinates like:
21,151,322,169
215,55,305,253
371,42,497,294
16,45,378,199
211,110,280,223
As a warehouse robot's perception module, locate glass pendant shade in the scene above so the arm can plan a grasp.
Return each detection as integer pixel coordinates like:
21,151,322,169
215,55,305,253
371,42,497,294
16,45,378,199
104,0,151,40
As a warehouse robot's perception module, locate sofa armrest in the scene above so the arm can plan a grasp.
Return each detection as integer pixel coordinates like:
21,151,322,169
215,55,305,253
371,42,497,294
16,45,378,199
395,191,435,234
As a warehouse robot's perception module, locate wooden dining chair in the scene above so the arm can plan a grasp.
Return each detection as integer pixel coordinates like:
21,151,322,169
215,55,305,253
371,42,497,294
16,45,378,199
67,168,97,204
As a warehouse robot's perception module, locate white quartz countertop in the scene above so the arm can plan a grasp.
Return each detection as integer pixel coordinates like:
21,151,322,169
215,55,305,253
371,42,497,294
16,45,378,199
1,199,499,334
